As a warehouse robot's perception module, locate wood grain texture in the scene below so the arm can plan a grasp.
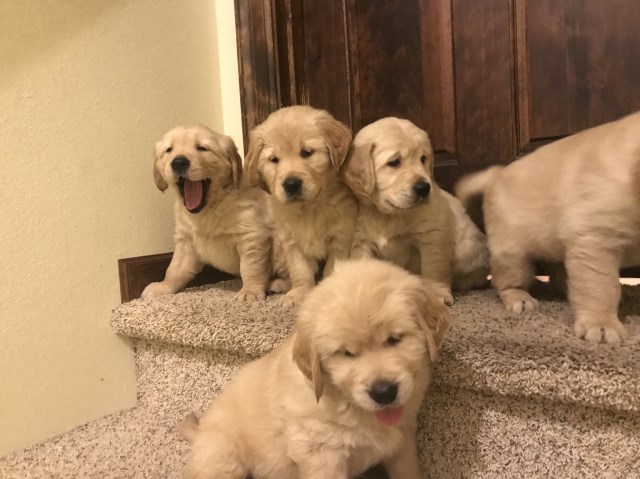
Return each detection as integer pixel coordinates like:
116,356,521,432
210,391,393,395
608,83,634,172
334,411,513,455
235,0,280,148
236,0,640,190
451,0,516,166
118,253,232,303
516,0,640,151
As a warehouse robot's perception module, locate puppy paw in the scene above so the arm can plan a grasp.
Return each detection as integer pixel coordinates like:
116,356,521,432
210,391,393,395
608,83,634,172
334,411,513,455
280,287,310,308
141,282,175,299
424,281,454,306
269,278,291,294
236,287,266,302
499,289,538,314
574,316,627,344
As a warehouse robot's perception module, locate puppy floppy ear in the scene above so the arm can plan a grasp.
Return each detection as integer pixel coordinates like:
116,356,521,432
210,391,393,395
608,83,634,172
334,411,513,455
223,137,243,188
408,281,452,362
153,141,168,192
317,113,352,171
292,328,324,401
342,140,375,199
245,130,270,193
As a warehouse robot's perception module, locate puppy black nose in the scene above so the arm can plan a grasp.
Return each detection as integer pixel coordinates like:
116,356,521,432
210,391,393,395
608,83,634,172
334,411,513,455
283,177,303,195
413,180,431,199
368,380,398,405
171,156,190,173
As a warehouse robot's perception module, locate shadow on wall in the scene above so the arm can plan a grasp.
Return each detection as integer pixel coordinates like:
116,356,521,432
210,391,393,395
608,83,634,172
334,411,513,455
0,1,128,83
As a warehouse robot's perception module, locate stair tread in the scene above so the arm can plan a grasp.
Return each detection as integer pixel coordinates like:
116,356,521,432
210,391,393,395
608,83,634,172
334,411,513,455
111,280,640,413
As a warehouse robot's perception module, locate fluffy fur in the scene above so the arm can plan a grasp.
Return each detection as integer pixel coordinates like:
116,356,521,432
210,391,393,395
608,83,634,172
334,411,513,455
142,125,288,302
182,259,451,479
342,117,489,304
245,106,358,307
455,112,640,343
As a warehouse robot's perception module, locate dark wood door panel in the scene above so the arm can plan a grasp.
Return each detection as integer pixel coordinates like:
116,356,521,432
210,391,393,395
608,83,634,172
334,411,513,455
516,0,640,152
300,0,352,125
236,0,639,190
350,0,427,131
452,0,516,166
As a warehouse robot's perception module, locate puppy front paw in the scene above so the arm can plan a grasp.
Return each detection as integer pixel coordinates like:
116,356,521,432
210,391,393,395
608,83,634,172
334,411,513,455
269,278,291,294
424,281,454,306
141,281,175,299
499,289,538,314
280,287,311,308
574,315,627,344
236,286,266,302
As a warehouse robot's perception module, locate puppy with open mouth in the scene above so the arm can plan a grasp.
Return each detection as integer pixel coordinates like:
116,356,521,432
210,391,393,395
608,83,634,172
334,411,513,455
343,117,489,304
142,124,288,302
181,259,451,479
245,106,358,307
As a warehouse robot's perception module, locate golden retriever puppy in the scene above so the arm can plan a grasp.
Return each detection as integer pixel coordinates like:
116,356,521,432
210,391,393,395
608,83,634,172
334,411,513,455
455,112,640,343
142,125,287,302
182,258,451,479
342,117,489,304
245,106,358,307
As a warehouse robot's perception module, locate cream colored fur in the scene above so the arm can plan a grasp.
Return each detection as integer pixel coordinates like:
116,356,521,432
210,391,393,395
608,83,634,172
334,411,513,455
245,106,358,307
343,117,489,304
182,259,451,479
142,125,287,302
455,112,640,343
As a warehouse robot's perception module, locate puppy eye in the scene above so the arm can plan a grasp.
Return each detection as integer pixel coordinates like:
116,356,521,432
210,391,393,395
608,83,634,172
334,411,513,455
196,145,208,152
270,156,280,164
300,149,313,159
165,146,173,154
387,158,401,168
420,155,427,164
385,335,403,346
336,349,357,358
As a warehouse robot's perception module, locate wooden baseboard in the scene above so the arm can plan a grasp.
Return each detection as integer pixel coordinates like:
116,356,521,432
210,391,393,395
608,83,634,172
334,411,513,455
117,253,233,303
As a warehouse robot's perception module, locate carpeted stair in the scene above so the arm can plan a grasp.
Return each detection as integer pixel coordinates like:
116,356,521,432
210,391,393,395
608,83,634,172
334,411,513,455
2,280,640,479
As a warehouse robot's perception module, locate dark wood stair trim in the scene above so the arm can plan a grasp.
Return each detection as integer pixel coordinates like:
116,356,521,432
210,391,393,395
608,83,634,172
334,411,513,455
118,253,233,303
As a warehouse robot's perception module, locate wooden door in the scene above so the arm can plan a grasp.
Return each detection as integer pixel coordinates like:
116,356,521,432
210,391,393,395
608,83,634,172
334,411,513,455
235,0,640,191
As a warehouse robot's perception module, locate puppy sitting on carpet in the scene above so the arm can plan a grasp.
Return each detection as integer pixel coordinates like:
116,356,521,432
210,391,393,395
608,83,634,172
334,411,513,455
142,125,288,302
244,106,358,307
181,259,451,479
456,111,640,343
343,117,489,305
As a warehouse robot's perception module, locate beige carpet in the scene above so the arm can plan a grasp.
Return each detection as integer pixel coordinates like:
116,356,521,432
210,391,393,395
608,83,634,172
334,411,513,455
112,279,640,413
2,281,639,478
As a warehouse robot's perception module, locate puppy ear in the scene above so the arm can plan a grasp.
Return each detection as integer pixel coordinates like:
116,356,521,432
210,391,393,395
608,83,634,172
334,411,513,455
342,141,375,199
245,130,270,193
292,329,324,401
318,113,352,171
408,281,452,362
224,137,243,188
153,141,168,192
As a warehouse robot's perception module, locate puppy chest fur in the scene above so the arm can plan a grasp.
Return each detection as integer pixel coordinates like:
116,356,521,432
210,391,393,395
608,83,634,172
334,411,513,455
275,182,357,260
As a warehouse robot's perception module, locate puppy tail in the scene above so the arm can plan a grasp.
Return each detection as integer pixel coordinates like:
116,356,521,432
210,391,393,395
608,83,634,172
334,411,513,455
179,413,200,443
454,166,503,231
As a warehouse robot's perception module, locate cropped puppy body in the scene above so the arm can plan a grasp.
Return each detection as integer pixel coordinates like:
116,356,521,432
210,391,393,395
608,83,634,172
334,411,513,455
246,106,358,307
182,259,451,479
142,125,287,301
343,118,489,303
456,112,640,343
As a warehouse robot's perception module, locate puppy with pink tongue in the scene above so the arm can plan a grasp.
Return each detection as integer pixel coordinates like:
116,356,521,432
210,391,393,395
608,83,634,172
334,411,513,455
182,259,451,479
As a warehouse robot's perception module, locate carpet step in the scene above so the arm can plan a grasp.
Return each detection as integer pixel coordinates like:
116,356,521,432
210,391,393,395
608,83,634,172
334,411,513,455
111,280,640,414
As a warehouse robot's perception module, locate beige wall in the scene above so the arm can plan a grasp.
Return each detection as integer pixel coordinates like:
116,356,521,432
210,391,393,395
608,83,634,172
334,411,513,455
0,0,242,455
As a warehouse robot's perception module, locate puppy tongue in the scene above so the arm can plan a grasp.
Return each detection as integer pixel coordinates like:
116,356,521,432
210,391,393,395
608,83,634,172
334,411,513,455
184,179,203,211
374,406,404,426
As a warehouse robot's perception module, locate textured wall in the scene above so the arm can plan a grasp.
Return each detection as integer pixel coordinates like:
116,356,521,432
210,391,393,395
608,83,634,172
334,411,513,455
0,0,241,455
